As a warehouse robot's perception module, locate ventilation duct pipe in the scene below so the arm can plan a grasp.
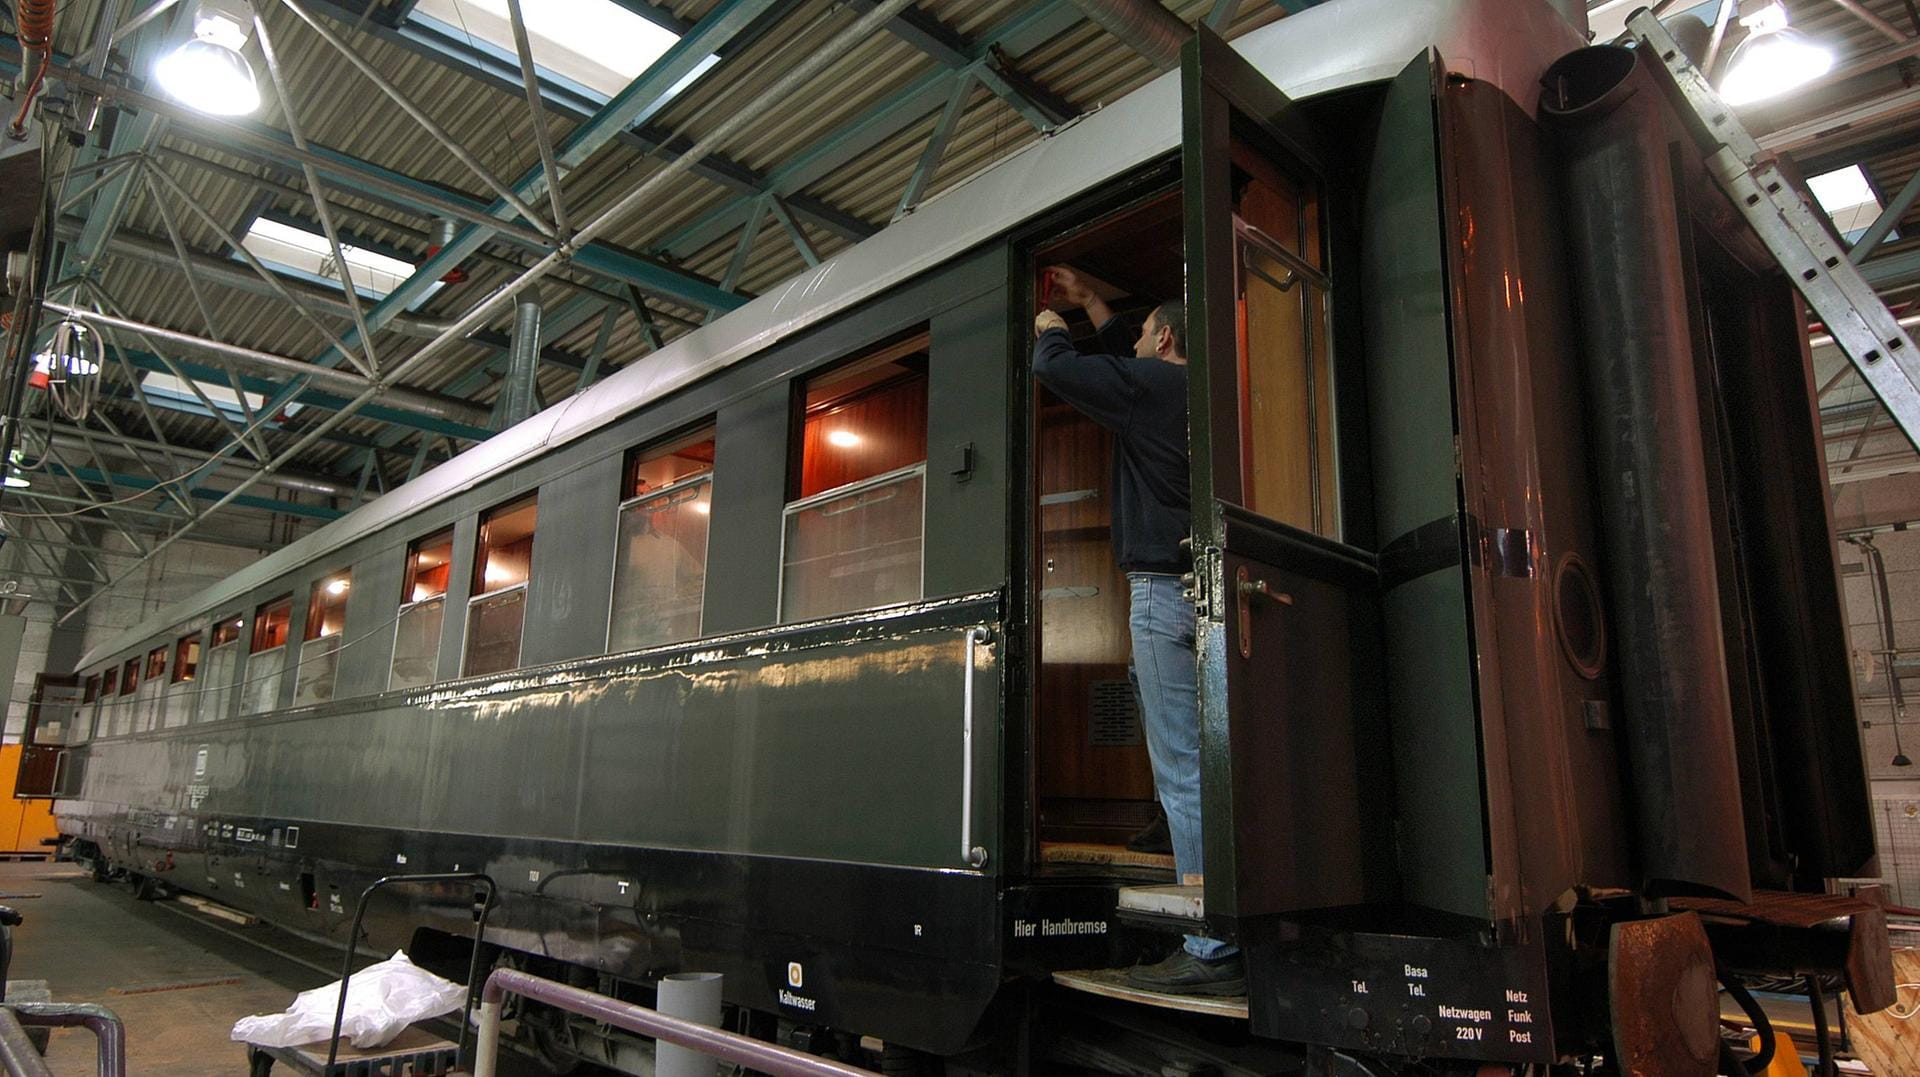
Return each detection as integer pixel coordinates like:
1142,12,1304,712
1066,0,1190,71
1540,44,1751,901
500,301,540,429
40,302,492,427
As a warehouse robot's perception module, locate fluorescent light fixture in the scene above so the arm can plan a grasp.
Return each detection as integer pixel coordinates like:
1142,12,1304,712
827,430,861,448
1807,164,1893,244
240,217,435,302
155,0,262,116
411,0,696,101
1720,3,1833,107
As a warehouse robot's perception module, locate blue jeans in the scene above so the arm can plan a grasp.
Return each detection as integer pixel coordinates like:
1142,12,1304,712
1127,572,1236,961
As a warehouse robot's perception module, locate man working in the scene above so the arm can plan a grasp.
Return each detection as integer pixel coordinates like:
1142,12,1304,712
1033,266,1242,997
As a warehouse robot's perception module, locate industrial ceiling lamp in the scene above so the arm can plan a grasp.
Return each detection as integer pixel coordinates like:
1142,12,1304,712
155,0,262,116
1718,2,1833,107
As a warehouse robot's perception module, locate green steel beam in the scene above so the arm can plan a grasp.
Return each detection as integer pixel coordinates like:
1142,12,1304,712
656,1,1082,257
60,466,345,520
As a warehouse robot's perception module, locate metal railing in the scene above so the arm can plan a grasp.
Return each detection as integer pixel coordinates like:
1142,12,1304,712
0,1004,126,1077
473,968,879,1077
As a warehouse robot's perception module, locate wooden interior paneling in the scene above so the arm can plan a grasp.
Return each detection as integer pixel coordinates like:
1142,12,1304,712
1035,396,1155,811
797,375,929,500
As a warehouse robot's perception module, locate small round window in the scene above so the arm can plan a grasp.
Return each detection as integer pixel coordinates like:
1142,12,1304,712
1554,553,1607,681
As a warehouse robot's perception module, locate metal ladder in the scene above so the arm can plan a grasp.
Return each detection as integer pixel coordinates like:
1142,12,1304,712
1627,9,1920,451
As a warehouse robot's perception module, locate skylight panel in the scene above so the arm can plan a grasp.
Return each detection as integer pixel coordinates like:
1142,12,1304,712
1807,164,1893,245
141,371,276,421
239,217,433,302
411,0,684,99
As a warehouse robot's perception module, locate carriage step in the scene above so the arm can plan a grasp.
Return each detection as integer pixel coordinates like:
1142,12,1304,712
1052,968,1248,1018
1116,884,1204,921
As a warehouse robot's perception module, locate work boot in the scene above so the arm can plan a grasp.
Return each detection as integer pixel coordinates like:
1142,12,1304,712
1125,812,1173,855
1125,950,1246,997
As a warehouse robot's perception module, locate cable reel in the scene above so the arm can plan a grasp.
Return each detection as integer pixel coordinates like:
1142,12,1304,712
32,315,102,422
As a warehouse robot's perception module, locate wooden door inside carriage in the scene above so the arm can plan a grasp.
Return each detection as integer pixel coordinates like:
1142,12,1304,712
1180,28,1392,937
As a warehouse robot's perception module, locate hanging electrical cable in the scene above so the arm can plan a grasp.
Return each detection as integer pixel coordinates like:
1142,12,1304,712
7,0,56,139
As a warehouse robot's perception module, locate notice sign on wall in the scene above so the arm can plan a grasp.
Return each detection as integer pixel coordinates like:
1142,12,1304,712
1088,679,1143,748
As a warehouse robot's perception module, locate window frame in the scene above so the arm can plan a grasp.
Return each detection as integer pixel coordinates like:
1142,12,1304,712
244,595,294,716
388,528,456,692
775,460,930,622
171,633,201,685
606,467,715,653
461,494,539,678
199,614,245,723
605,425,716,654
776,334,932,623
291,572,352,707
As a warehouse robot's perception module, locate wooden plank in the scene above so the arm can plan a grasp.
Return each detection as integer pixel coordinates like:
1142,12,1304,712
1844,947,1920,1075
177,895,258,926
1053,967,1247,1019
1039,843,1174,871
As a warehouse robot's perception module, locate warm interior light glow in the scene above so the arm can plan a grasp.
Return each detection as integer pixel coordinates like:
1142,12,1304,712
1720,3,1833,107
483,563,513,587
156,2,262,116
411,585,435,603
827,430,862,448
325,578,350,596
691,500,711,515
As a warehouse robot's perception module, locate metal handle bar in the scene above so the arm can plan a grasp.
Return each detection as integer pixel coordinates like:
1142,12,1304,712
962,627,990,869
325,870,497,1072
474,968,878,1077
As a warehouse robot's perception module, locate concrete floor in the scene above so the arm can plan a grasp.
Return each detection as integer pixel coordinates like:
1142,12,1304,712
0,860,515,1076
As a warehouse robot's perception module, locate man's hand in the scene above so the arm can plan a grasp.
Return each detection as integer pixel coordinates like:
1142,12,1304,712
1035,310,1068,335
1047,266,1096,308
1044,266,1113,329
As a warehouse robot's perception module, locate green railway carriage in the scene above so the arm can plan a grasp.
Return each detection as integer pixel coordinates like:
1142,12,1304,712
14,1,1892,1072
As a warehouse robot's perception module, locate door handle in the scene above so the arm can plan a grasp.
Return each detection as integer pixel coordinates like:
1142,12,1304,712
1235,566,1293,659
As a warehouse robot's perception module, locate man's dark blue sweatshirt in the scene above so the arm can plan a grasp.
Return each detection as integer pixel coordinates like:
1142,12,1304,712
1032,318,1190,575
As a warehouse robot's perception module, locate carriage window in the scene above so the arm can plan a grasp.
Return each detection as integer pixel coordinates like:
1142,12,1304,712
391,529,454,691
163,632,201,729
244,595,293,716
81,673,101,740
1233,147,1338,538
114,658,138,737
465,496,537,677
98,667,117,737
611,429,714,652
136,646,166,733
199,616,243,722
780,334,929,622
295,572,351,707
171,636,199,682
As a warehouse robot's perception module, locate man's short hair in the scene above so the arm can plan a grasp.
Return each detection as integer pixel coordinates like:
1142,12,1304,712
1149,301,1188,357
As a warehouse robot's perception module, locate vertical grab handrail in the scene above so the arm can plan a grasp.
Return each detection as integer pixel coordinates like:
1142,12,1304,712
961,626,990,869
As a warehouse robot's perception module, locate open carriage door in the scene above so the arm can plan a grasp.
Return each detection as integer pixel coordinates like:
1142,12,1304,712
1181,28,1390,939
15,673,81,799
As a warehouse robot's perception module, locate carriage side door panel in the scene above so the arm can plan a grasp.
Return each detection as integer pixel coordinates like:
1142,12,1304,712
1182,27,1393,933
